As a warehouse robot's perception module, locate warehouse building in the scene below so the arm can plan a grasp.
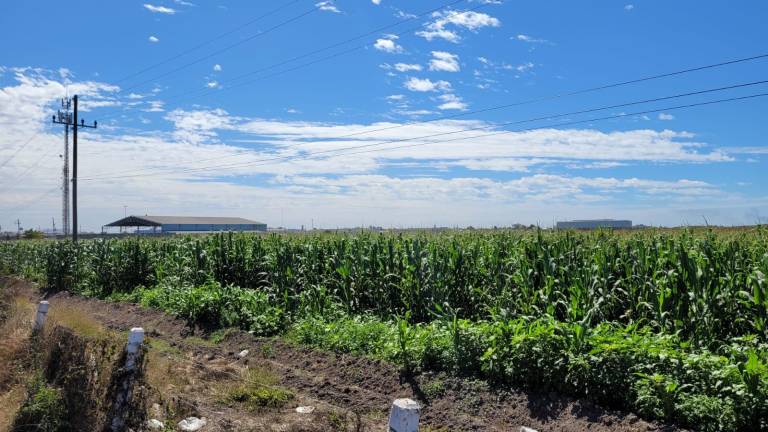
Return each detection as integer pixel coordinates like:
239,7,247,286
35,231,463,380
104,215,267,234
556,219,632,230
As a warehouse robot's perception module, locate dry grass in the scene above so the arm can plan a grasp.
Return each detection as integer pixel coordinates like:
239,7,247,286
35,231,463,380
0,294,35,429
45,303,117,342
143,347,190,394
0,386,26,430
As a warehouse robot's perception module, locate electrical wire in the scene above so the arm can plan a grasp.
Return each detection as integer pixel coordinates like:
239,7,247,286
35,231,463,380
95,0,471,121
116,3,323,95
80,83,768,181
89,52,768,179
113,0,308,85
2,186,60,214
0,132,42,170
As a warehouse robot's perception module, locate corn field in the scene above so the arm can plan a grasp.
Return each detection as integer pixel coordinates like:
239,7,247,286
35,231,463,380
1,228,767,430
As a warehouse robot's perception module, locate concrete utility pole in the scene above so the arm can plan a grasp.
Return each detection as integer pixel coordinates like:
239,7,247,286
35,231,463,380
57,98,71,237
53,95,97,242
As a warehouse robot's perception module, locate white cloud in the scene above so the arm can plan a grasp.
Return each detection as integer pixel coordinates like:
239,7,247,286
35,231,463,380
417,28,460,43
515,34,549,44
658,113,675,121
417,10,500,43
722,146,768,155
148,35,160,43
143,4,176,14
437,93,467,110
374,37,403,53
206,80,220,89
144,100,165,112
173,0,195,5
372,0,382,4
394,109,434,116
213,64,222,72
286,108,301,114
315,1,341,13
404,77,452,92
3,66,757,231
394,9,418,19
394,63,422,72
514,62,534,73
429,51,461,72
386,94,405,101
625,4,635,11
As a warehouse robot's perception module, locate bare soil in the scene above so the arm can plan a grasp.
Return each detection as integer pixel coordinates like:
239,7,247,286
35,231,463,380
2,277,680,431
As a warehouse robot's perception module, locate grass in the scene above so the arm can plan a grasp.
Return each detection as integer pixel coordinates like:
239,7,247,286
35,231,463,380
46,304,116,341
146,337,182,357
12,374,68,432
220,367,294,411
0,293,35,431
0,386,26,431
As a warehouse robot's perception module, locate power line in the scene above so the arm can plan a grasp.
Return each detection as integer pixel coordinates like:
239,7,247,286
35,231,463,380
0,149,58,190
113,0,307,85
324,52,768,141
150,0,471,107
95,0,472,122
116,3,323,95
0,132,42,170
91,51,768,179
95,50,768,173
3,186,60,214
86,80,768,180
80,82,768,181
327,92,768,161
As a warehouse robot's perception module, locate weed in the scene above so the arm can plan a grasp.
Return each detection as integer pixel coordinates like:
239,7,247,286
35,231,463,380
12,374,67,432
422,378,446,399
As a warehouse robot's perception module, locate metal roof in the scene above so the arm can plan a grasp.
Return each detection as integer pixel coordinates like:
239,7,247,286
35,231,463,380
105,215,265,227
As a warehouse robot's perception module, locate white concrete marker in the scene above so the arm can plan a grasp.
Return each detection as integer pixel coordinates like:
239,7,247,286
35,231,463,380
388,398,420,432
125,327,145,371
110,327,147,432
33,301,49,331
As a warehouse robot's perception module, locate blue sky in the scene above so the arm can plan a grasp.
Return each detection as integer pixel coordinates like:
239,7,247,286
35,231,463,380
1,0,767,231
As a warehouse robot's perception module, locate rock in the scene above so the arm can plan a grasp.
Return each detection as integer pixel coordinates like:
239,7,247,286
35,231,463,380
295,406,315,414
237,349,249,359
520,427,539,432
388,398,420,432
178,417,207,431
206,353,216,361
150,403,163,419
147,419,164,430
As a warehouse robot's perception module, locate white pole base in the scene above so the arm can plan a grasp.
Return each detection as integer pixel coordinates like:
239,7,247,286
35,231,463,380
125,327,144,370
34,301,49,331
388,398,420,432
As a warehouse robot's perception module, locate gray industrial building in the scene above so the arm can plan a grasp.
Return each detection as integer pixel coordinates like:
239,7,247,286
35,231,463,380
105,215,267,234
556,219,632,230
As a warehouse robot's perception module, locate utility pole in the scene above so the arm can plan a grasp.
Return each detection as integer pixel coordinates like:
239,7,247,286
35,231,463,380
53,94,97,242
55,98,72,237
15,219,22,238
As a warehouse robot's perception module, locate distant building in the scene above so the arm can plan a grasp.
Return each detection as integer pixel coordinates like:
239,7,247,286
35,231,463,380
556,219,632,230
104,215,266,234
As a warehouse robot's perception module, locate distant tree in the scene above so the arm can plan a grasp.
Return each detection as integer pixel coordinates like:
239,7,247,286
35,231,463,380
23,229,44,239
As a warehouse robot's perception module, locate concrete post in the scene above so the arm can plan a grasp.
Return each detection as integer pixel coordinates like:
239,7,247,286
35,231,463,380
34,301,49,331
388,398,420,432
110,327,146,432
125,327,145,371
